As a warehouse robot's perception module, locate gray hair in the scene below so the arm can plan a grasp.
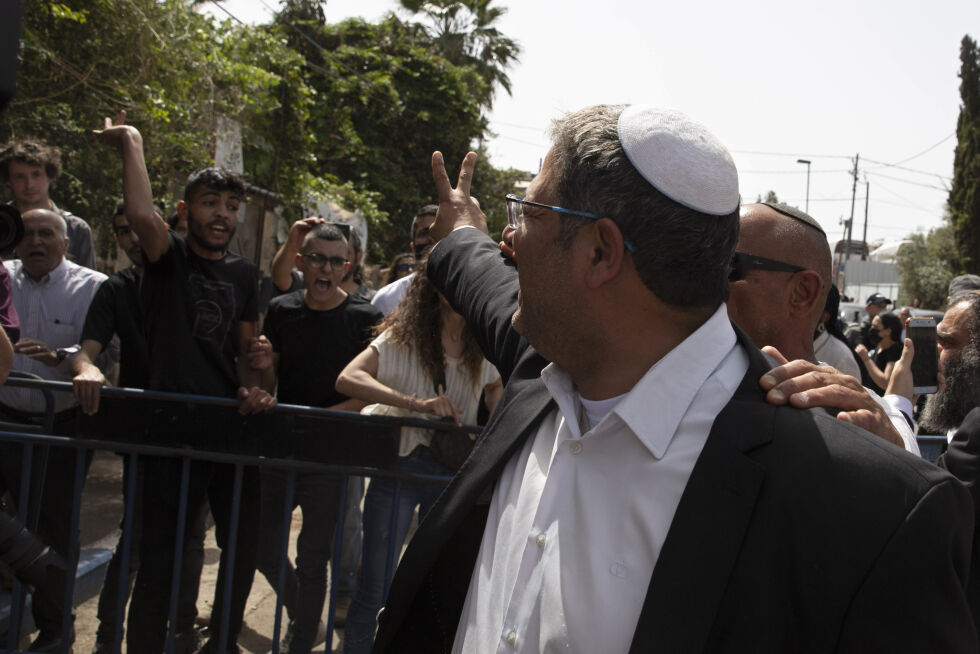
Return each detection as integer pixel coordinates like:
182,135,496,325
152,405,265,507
548,105,739,309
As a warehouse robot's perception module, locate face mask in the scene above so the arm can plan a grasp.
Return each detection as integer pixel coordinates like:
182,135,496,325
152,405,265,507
868,329,882,346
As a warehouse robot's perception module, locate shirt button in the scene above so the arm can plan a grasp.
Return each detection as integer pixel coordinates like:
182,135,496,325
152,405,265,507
506,631,518,645
569,441,583,454
535,533,546,548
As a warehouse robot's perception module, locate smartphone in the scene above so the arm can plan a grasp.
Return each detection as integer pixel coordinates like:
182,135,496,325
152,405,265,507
907,317,938,394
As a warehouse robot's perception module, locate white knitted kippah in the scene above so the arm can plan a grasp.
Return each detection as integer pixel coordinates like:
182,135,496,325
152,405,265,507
617,105,739,216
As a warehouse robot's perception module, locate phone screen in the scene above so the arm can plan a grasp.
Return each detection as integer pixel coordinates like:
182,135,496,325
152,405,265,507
907,320,938,393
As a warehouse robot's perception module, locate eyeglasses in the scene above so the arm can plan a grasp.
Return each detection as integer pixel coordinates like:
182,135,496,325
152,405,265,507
301,253,348,270
729,251,805,282
325,222,352,240
395,262,416,273
504,194,635,252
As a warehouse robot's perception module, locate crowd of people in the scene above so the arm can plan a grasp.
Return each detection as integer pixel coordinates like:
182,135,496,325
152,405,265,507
0,102,978,654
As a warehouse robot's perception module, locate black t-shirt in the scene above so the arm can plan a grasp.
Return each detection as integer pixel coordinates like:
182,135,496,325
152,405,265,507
262,291,381,407
141,233,258,398
80,267,148,388
866,341,903,395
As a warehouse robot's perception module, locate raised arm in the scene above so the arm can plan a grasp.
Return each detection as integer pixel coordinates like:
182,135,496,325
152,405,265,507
271,217,323,292
426,152,529,383
93,111,169,262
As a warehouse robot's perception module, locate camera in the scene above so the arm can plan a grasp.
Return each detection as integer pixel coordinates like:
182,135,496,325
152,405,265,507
0,205,23,253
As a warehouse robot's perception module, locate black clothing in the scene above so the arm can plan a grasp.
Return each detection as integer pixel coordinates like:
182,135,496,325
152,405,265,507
81,267,148,388
141,233,257,399
129,234,260,653
866,341,903,395
262,291,381,407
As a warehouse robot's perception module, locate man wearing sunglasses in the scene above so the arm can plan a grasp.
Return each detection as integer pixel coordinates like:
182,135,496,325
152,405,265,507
727,202,917,453
369,105,974,653
371,204,439,316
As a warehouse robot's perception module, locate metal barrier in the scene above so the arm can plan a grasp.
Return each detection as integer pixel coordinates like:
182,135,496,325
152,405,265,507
0,377,474,654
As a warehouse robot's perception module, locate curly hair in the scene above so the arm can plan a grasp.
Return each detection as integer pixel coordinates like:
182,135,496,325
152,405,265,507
0,139,62,183
375,257,484,386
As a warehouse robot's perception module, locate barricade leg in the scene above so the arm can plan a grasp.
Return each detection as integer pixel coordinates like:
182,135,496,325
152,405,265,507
258,466,297,654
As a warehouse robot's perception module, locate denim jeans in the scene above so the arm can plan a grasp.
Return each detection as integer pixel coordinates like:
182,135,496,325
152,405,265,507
343,446,450,654
257,468,344,654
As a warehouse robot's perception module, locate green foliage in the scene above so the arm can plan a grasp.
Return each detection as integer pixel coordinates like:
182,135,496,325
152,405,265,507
896,226,955,309
949,34,980,274
2,0,524,265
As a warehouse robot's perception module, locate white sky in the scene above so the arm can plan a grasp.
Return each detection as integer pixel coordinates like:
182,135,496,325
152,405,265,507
208,0,980,248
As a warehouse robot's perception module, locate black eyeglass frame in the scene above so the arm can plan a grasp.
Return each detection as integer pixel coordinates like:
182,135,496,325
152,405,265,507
300,252,349,270
729,251,805,282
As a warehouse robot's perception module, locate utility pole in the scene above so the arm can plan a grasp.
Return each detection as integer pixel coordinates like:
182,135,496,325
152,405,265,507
797,158,812,214
861,179,870,261
842,153,859,290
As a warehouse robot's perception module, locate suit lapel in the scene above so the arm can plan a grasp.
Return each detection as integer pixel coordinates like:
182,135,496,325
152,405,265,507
380,362,555,623
630,328,777,653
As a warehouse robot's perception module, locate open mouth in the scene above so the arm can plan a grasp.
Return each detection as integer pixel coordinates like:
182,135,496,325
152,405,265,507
206,222,229,238
313,278,332,293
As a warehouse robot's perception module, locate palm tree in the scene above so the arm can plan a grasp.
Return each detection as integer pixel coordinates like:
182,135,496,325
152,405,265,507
399,0,520,109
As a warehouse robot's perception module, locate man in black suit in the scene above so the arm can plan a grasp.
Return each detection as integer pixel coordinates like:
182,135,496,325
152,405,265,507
372,105,975,653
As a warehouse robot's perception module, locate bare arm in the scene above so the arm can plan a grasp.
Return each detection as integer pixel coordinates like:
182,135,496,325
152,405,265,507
93,111,169,262
336,345,461,423
72,339,107,415
0,327,12,386
855,344,892,390
236,321,277,414
483,377,503,415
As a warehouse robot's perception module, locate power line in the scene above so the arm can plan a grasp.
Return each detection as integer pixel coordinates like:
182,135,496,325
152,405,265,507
864,170,949,192
730,149,852,159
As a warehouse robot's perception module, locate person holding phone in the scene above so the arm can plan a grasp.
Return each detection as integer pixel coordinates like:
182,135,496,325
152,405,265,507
855,311,904,395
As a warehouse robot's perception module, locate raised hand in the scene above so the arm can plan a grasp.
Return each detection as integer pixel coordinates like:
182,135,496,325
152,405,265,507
430,151,488,242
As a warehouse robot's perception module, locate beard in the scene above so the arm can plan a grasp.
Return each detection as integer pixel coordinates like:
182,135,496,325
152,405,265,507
920,345,980,433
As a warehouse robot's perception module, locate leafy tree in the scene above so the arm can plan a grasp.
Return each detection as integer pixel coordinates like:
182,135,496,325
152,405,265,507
949,34,980,273
398,0,520,110
895,226,955,309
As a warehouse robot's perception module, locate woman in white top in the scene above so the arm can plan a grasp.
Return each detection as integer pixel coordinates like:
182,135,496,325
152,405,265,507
336,264,501,654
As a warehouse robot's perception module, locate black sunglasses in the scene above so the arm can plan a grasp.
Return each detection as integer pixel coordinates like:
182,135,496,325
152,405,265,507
326,222,352,240
729,251,805,282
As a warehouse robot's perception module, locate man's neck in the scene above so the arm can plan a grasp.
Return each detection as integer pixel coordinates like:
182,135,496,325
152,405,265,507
23,259,62,282
16,198,52,214
187,238,225,261
340,278,359,294
570,301,717,401
304,288,348,311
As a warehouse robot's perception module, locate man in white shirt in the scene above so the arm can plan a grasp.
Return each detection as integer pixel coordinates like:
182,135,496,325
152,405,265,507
371,204,437,316
0,207,107,652
370,105,975,653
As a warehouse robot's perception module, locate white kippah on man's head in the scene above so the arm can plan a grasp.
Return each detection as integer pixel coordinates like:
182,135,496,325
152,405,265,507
616,105,739,216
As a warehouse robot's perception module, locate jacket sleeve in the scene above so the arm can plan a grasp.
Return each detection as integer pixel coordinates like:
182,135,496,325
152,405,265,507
836,476,978,653
427,227,527,384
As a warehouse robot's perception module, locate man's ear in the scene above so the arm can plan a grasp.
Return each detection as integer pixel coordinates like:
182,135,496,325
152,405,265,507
789,271,824,317
583,218,628,290
176,200,188,222
294,252,304,269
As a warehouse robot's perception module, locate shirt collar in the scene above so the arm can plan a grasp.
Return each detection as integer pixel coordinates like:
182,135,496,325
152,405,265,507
19,257,68,286
541,303,738,458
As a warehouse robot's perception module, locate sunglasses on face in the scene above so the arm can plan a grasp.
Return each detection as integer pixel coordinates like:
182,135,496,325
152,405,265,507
729,251,805,282
395,262,416,273
301,252,348,270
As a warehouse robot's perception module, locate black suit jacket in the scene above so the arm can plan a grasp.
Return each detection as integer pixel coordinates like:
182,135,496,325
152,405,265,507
373,228,977,653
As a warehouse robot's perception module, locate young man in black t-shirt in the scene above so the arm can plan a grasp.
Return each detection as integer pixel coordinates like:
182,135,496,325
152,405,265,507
72,205,208,654
251,223,381,653
96,111,276,654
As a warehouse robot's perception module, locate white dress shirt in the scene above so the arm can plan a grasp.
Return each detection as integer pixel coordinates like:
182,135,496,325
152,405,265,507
370,272,414,316
453,304,749,654
0,258,107,413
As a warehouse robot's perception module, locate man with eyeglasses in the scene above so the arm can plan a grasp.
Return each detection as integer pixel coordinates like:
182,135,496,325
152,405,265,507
249,221,381,653
371,204,439,316
368,105,974,653
726,202,917,453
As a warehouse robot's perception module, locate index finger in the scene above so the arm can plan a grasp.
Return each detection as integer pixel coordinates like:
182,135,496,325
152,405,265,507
456,151,477,196
431,151,453,202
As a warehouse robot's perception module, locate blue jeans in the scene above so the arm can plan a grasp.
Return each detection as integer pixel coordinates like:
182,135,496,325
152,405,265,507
342,446,450,654
257,468,344,654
